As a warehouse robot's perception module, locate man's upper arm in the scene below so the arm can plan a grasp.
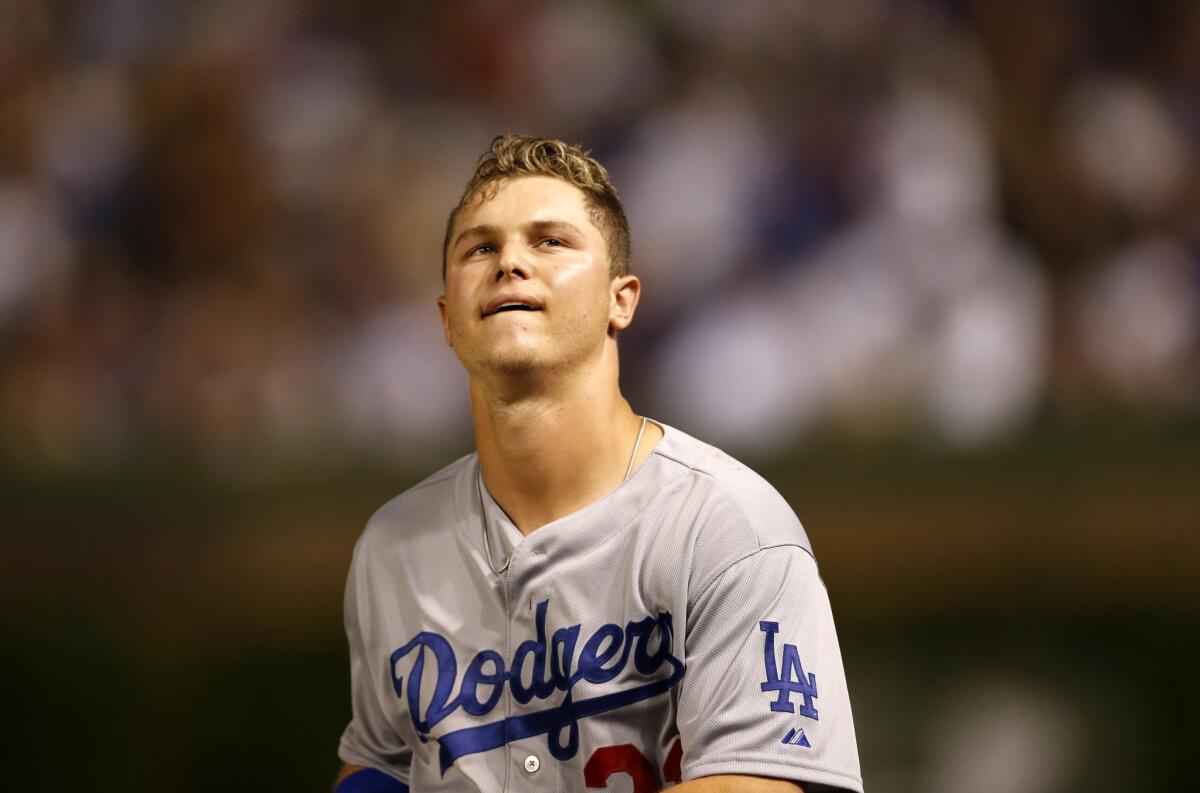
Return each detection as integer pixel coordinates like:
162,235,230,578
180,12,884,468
674,544,863,792
337,531,413,781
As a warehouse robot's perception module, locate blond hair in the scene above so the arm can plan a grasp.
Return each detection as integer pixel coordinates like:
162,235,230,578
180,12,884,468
442,135,631,279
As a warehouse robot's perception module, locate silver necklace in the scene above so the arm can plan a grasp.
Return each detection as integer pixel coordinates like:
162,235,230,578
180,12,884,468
480,416,649,575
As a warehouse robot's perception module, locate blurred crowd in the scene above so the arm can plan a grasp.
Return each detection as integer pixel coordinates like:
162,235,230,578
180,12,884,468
1,0,1198,470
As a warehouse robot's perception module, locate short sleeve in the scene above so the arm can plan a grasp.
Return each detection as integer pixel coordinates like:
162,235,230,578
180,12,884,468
675,545,864,793
337,538,413,783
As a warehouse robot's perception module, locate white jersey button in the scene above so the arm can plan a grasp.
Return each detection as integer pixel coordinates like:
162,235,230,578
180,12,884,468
523,754,541,773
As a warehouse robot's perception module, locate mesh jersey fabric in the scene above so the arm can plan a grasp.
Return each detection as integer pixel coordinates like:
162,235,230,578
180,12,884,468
338,420,864,792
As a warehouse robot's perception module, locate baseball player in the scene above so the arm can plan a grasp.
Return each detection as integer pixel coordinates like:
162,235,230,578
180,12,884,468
333,135,864,793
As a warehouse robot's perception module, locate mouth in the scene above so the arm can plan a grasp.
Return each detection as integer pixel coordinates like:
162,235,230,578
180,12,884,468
483,296,545,317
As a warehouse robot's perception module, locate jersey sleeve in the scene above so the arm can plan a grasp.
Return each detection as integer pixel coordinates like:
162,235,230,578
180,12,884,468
337,535,413,783
675,544,864,792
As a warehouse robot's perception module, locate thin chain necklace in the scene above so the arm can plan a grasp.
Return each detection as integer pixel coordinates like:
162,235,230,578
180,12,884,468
480,416,648,576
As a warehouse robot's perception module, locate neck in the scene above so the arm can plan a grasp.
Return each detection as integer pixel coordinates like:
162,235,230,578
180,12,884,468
471,353,657,535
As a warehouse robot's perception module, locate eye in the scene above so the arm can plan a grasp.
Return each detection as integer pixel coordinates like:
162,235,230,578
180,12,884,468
468,243,495,256
538,237,563,248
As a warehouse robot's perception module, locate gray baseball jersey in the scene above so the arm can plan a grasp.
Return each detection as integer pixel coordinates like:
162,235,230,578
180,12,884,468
338,421,863,792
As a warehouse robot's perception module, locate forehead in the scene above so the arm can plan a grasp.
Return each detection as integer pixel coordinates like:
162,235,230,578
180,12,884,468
456,175,599,233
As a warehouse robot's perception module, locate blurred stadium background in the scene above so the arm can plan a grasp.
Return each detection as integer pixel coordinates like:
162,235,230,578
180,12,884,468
2,1,1198,791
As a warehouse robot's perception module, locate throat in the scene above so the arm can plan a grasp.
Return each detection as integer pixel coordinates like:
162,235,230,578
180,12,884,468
477,412,652,536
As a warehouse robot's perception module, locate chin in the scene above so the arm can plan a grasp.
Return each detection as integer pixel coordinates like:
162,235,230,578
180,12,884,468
458,334,596,380
485,350,552,376
468,342,549,376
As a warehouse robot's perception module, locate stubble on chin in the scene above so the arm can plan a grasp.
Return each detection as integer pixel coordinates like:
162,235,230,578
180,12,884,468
453,299,611,384
454,329,547,381
476,346,546,376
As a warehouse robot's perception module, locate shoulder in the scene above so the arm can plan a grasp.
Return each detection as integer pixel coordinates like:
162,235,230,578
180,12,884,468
354,453,473,560
650,423,814,597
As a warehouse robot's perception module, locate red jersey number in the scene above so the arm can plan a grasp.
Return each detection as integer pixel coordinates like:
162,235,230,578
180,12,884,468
584,739,684,792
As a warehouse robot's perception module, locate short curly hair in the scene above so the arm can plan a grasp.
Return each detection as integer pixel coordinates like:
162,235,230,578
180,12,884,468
441,135,631,280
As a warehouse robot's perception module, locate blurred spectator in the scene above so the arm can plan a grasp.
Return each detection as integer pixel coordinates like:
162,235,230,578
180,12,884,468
649,85,1048,449
922,674,1086,793
1074,237,1199,408
0,0,1197,469
0,182,73,326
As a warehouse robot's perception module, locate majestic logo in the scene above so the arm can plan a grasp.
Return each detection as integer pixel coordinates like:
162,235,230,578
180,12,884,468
759,621,818,719
390,600,684,774
781,727,811,747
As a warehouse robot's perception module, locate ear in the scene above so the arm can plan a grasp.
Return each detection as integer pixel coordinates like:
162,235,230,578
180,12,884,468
608,274,641,333
436,294,453,347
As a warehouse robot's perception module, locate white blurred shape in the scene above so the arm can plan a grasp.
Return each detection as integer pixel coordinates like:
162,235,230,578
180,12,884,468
929,246,1047,445
1076,237,1199,404
0,183,74,322
788,227,923,423
617,81,772,308
848,88,1045,445
923,676,1084,793
652,288,818,453
874,88,996,230
330,301,471,450
1063,78,1191,216
647,84,1050,449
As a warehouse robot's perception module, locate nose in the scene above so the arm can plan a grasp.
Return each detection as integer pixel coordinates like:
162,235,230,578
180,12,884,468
496,241,531,281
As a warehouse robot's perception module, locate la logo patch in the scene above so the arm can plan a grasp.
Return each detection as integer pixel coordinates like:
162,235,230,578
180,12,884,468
758,621,819,719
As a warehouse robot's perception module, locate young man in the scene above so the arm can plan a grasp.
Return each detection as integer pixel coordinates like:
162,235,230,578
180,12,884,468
333,136,864,793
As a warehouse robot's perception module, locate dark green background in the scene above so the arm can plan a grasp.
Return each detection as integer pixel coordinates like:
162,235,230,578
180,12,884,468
5,417,1197,792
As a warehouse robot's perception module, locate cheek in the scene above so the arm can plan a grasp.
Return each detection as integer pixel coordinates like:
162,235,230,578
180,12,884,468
443,306,475,347
554,264,612,313
444,284,475,326
569,289,617,339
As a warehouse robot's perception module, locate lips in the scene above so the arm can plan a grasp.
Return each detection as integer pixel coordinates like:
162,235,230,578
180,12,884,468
483,294,545,317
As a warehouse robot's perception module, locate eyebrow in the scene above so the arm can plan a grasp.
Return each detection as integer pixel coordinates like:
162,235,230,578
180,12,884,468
452,224,499,250
452,220,586,251
528,219,585,238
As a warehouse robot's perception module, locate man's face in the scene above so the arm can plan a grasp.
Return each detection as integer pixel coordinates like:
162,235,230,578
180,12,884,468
438,175,620,378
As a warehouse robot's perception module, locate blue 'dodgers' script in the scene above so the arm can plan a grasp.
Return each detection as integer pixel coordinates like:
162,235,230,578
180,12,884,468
389,600,685,774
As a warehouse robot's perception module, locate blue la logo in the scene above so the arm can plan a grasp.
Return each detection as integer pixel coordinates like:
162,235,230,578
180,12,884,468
758,621,818,719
